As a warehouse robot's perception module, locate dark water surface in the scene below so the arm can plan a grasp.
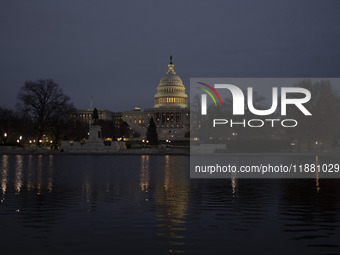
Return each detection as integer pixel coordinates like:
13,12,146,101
0,155,340,255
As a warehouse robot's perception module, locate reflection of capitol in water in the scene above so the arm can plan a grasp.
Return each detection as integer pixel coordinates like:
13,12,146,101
76,154,190,253
154,155,189,253
139,154,190,246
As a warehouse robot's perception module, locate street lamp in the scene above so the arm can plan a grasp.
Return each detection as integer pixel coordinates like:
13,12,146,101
3,133,7,144
165,139,171,148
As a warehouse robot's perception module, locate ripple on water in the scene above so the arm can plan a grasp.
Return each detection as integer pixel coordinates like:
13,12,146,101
0,155,340,255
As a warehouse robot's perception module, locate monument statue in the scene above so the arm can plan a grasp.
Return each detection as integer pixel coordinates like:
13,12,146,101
92,108,99,124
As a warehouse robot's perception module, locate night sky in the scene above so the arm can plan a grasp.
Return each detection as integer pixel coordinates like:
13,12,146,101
1,0,340,111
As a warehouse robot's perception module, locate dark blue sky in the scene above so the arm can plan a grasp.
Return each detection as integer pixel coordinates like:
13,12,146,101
1,0,340,111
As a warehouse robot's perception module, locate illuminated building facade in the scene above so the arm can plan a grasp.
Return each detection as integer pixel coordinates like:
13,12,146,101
123,57,189,140
154,56,188,109
112,112,123,129
71,109,113,124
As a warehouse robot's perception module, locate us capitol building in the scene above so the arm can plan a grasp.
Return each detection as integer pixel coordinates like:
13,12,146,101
72,56,189,141
122,56,190,140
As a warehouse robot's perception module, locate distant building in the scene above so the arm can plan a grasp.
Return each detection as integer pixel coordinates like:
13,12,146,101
123,56,189,140
112,112,123,129
71,109,113,124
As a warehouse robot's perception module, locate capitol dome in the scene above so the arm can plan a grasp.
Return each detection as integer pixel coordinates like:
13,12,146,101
154,56,188,109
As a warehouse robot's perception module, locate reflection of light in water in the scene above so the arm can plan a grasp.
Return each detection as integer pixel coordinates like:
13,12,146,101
155,156,189,253
140,155,150,192
231,173,237,195
27,155,34,191
82,170,92,203
47,155,53,193
1,155,9,200
113,182,120,197
164,155,170,191
14,155,23,194
37,155,43,195
315,155,320,192
83,183,91,203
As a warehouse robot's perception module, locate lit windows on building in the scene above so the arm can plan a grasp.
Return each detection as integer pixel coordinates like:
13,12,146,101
71,109,114,124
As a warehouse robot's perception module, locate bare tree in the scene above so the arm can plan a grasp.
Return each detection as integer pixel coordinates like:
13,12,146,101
286,79,340,151
49,100,74,147
17,79,73,146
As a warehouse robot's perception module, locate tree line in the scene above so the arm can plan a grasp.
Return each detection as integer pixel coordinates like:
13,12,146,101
0,79,80,147
0,79,133,147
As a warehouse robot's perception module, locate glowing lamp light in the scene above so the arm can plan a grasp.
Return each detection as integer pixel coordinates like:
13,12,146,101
4,133,7,137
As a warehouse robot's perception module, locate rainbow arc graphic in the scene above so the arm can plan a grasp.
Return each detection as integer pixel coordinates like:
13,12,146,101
197,82,223,106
